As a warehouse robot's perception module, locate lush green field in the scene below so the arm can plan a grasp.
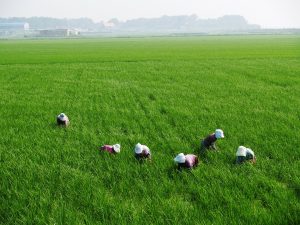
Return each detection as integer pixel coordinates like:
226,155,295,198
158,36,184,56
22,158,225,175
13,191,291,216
0,35,300,224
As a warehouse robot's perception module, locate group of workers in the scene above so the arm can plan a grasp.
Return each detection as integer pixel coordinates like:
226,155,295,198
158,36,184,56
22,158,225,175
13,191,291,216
173,129,256,169
57,113,256,170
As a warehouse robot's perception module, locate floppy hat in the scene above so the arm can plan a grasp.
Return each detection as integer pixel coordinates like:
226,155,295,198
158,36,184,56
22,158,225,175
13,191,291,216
215,129,224,139
58,113,67,121
135,143,143,154
113,144,121,153
246,148,254,156
236,146,247,157
174,153,186,163
143,145,150,152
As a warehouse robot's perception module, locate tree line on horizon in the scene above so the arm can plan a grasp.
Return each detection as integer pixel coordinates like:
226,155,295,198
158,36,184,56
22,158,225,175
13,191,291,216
0,15,260,32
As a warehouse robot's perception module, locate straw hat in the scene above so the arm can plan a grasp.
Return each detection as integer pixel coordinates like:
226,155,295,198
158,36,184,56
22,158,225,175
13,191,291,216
113,144,121,153
135,143,143,154
215,129,224,139
174,153,186,163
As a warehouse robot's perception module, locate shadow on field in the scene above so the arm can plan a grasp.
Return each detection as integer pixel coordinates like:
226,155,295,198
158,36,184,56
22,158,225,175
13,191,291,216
49,123,58,129
294,186,300,200
166,164,200,181
49,122,69,130
166,165,180,180
190,141,200,154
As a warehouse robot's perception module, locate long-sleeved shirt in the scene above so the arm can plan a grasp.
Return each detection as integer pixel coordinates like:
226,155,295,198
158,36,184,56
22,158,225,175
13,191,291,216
57,116,69,126
101,145,116,154
178,154,199,169
203,133,217,147
135,146,151,160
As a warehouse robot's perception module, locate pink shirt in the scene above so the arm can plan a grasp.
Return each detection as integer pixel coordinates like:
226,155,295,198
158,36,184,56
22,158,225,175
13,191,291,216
101,145,116,154
178,154,199,169
185,154,198,168
135,148,151,159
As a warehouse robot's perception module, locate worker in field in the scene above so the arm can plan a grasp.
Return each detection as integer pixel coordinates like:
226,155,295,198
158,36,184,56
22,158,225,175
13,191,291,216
57,113,70,127
174,153,199,170
100,144,121,154
200,129,224,152
236,146,256,164
134,143,151,160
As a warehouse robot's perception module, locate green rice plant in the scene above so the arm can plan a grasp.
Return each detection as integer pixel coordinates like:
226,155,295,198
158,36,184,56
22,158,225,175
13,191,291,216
0,35,299,224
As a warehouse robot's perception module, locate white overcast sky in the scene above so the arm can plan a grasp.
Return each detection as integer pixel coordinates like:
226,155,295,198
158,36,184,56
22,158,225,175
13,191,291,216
0,0,299,28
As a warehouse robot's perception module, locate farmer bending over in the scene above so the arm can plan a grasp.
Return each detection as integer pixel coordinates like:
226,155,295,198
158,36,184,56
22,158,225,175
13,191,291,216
100,144,121,154
57,113,69,127
135,143,151,160
174,153,199,170
200,129,224,152
236,146,256,164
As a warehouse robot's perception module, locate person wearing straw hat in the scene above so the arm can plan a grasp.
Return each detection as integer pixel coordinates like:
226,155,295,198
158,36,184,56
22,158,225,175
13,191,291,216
200,129,225,152
236,146,256,164
100,144,121,154
174,153,199,170
57,113,70,127
134,143,151,160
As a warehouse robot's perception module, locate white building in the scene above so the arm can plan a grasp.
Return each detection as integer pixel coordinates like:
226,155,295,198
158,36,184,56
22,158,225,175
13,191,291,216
37,29,80,37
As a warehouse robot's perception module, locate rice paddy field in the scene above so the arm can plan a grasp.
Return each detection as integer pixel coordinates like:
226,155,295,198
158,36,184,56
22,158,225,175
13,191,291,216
0,35,300,224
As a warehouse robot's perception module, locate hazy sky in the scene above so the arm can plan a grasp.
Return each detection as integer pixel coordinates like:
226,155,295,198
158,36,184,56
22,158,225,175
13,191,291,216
1,0,299,28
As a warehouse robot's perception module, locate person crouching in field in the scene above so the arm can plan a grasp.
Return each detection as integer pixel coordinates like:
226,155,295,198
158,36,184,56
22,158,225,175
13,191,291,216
100,144,121,154
174,153,199,170
134,143,151,161
57,113,69,127
236,146,256,164
200,129,224,152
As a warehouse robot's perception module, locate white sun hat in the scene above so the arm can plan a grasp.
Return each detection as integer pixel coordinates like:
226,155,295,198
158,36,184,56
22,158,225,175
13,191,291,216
113,144,121,153
236,146,247,157
58,113,67,121
135,143,143,154
174,153,186,163
215,129,224,139
246,148,254,156
143,145,150,152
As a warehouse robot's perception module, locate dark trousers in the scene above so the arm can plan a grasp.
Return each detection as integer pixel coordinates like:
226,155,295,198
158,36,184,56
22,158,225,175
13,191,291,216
236,153,254,164
200,141,216,153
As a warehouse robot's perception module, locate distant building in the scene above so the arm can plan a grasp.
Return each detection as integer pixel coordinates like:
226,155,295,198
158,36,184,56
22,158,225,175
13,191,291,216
104,21,116,28
37,29,80,37
0,22,29,36
0,22,29,30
